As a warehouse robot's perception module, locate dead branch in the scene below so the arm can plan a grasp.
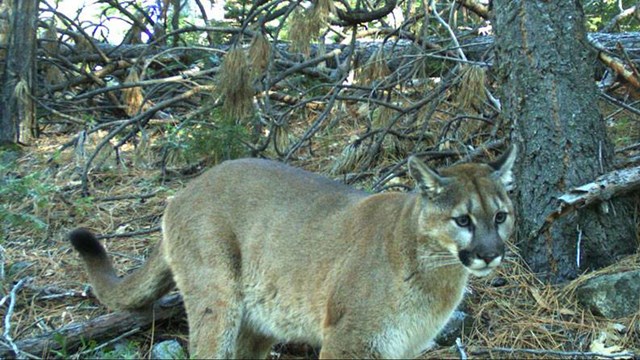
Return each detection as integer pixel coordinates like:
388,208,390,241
598,51,640,89
599,92,640,118
78,84,215,195
535,165,640,237
284,83,343,160
471,346,637,359
335,0,398,26
2,278,33,359
25,284,91,301
47,59,133,93
41,1,110,64
53,32,640,74
99,0,155,42
71,65,219,101
455,0,490,19
0,294,184,359
269,48,343,87
95,191,160,202
41,29,640,94
95,226,161,240
0,245,5,281
601,5,639,32
455,338,468,360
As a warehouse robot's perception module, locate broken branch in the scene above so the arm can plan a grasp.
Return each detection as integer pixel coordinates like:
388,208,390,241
534,165,640,237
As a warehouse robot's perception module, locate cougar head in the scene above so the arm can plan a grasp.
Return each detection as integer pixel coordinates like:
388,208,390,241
408,146,517,277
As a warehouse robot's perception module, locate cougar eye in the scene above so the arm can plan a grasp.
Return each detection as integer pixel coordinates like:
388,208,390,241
454,215,472,228
495,211,508,224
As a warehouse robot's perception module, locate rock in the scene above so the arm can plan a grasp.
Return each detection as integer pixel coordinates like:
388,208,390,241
575,270,640,319
151,340,186,360
491,276,507,287
435,310,472,346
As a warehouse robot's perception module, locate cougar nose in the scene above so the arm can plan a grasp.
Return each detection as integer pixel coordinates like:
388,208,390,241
477,251,500,265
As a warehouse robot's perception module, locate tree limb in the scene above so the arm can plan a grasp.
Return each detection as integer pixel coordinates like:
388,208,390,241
597,51,640,89
335,0,398,26
601,5,638,32
471,346,637,359
455,0,491,19
534,165,640,238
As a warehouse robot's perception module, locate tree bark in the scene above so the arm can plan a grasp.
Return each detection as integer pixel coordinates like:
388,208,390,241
493,1,636,282
0,0,38,145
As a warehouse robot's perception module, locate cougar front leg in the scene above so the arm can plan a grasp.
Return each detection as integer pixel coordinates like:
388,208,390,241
319,322,379,359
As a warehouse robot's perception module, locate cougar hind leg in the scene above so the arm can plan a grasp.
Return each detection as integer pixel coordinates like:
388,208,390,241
235,325,276,359
162,225,243,358
184,290,241,358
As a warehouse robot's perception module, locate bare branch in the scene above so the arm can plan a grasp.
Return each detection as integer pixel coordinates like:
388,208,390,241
601,5,638,32
471,346,637,359
455,0,491,19
2,278,35,360
335,0,398,26
534,165,640,238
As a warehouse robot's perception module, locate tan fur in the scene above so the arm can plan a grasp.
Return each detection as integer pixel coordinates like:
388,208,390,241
69,146,517,359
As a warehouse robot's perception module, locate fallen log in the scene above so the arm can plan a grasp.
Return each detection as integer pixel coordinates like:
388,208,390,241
535,165,640,237
61,32,640,98
0,294,185,359
56,30,640,71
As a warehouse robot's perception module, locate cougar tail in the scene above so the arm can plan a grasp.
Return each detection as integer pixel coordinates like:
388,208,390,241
68,228,175,311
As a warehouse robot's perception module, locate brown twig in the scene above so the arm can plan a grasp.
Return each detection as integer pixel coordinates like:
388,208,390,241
600,92,640,118
95,191,159,203
95,226,162,240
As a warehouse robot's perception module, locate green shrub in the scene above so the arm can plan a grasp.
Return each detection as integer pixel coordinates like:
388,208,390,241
163,112,250,167
0,161,56,240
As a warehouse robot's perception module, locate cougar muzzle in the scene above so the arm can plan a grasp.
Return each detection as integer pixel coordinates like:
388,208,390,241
458,232,505,276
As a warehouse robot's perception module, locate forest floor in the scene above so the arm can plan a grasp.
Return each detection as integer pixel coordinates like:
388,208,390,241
1,128,639,359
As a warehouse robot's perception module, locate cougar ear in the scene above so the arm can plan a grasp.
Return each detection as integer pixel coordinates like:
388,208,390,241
408,156,449,196
489,145,517,191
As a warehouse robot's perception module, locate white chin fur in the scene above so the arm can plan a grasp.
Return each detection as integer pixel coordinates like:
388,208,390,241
468,268,493,277
466,256,503,277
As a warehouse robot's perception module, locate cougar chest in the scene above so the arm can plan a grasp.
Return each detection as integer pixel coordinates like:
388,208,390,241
373,273,467,358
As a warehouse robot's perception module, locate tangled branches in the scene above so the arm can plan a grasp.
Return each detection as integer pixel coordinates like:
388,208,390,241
27,0,640,196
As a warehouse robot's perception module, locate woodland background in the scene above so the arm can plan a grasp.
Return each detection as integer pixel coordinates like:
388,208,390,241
0,0,639,358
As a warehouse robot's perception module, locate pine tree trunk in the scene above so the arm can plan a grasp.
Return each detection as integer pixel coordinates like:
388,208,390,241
493,0,636,282
0,0,38,145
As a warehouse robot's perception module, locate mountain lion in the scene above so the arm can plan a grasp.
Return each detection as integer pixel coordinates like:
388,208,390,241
69,146,516,359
